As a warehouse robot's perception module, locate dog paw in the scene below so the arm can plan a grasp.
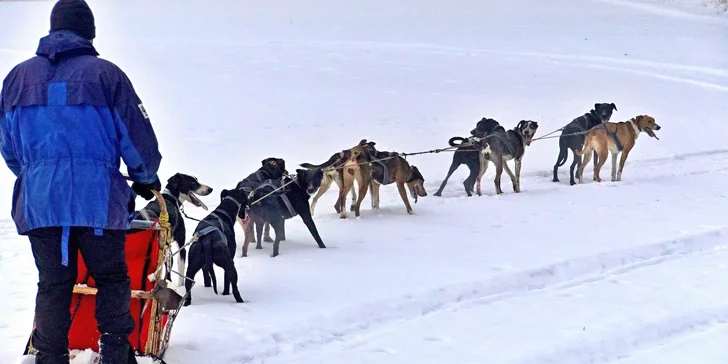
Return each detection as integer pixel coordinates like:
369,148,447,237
433,192,442,197
222,291,230,296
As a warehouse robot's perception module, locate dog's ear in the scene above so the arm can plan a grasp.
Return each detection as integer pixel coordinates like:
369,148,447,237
358,139,368,146
517,120,527,130
611,103,617,111
221,189,230,198
166,173,182,188
594,103,599,111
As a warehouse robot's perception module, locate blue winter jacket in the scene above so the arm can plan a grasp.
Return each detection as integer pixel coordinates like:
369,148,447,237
0,30,162,236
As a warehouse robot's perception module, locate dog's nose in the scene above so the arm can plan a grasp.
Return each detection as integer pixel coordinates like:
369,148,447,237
654,124,661,130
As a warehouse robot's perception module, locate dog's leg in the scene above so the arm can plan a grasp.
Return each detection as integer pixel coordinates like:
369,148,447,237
611,153,619,182
493,160,504,195
270,219,286,257
182,255,203,307
337,172,353,219
369,180,381,209
593,151,598,181
218,258,243,303
249,223,256,244
569,150,581,186
396,180,415,214
222,267,231,296
594,148,608,183
353,168,370,218
434,160,460,197
177,246,187,287
349,181,358,212
476,154,489,197
263,222,273,242
310,174,332,215
242,221,254,257
577,148,592,184
515,157,523,192
617,147,632,181
280,220,286,241
502,161,517,193
255,223,264,250
298,208,326,249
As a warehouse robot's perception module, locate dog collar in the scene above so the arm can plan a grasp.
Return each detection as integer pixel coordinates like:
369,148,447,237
162,189,181,209
222,196,242,209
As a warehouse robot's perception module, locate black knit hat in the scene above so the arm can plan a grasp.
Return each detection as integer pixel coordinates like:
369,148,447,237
50,0,96,40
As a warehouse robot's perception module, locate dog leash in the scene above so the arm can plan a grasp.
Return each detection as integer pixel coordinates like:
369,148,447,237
179,204,203,222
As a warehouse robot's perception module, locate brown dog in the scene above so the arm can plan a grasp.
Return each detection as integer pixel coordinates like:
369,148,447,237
368,152,427,215
301,140,378,216
576,115,661,183
336,140,374,218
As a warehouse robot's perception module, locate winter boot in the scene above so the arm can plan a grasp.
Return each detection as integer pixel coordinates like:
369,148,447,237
98,333,138,364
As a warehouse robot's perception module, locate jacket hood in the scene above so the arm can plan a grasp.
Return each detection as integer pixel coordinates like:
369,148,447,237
36,30,99,63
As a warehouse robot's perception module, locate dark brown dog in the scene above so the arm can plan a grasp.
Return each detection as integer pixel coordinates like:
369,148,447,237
368,152,427,215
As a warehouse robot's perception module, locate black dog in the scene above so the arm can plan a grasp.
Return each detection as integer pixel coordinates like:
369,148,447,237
236,157,288,243
553,103,617,185
434,118,504,197
133,173,213,286
242,168,326,258
183,188,248,306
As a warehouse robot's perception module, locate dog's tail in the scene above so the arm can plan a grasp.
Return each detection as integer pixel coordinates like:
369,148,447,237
555,146,568,167
448,136,468,147
300,153,342,169
201,236,218,295
574,138,592,156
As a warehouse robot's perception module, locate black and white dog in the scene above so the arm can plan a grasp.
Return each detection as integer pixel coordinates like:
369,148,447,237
476,120,539,196
183,188,248,306
133,173,213,286
434,117,504,197
242,168,326,258
553,103,617,185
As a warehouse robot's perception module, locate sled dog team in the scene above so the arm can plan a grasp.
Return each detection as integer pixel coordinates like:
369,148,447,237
134,102,660,305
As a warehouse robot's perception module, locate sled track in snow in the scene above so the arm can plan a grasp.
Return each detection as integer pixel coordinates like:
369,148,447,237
515,305,728,364
235,228,728,362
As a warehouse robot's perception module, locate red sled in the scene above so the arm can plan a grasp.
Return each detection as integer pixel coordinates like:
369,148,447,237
24,191,187,361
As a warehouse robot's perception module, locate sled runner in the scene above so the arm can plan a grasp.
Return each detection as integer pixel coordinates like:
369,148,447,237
23,190,188,362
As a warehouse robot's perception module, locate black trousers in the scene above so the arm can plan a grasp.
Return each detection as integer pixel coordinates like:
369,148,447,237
28,227,135,364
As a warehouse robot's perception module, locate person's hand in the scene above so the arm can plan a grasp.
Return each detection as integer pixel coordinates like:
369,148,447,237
132,178,161,200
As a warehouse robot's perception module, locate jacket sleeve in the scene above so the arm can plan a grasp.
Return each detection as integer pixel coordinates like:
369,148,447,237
0,93,21,177
112,69,162,184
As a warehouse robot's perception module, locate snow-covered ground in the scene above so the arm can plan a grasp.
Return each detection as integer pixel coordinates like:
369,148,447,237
1,0,727,363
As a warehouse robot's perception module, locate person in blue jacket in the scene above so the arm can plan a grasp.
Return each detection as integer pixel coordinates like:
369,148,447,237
0,1,162,363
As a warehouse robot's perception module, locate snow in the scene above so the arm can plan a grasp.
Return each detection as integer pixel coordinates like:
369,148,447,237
0,0,727,363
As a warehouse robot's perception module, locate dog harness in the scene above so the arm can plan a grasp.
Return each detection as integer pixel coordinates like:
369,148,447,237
594,124,623,151
194,196,242,249
485,132,516,157
569,114,592,132
254,180,298,217
370,152,398,185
